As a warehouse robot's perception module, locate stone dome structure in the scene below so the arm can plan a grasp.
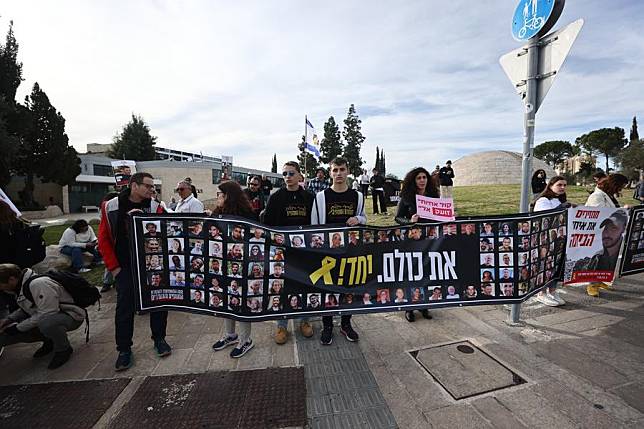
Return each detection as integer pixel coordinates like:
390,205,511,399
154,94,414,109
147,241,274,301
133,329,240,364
451,151,556,186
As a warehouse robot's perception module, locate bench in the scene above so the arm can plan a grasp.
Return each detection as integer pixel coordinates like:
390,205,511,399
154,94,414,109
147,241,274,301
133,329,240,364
82,205,100,213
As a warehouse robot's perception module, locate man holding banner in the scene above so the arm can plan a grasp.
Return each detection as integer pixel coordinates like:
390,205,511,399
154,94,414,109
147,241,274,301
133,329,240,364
311,157,366,345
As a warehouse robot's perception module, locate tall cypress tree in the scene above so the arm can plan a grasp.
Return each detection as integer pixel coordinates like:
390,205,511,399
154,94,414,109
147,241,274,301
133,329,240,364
631,116,640,144
0,21,23,186
271,154,277,173
381,150,386,176
342,104,365,177
320,116,343,164
374,147,380,172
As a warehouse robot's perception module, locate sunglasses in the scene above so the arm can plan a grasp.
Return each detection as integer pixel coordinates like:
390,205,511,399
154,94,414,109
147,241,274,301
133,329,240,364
282,171,297,177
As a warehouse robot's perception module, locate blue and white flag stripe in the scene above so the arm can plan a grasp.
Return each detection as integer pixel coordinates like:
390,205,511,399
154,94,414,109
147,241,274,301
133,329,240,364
305,118,320,160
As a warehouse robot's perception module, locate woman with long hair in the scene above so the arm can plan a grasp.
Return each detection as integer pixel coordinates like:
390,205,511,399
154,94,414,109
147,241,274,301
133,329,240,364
211,181,257,359
584,173,629,297
533,176,569,306
395,167,439,322
531,169,547,198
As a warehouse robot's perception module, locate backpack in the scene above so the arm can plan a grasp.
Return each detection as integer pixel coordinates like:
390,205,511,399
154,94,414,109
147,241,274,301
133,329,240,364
13,224,46,269
22,270,101,342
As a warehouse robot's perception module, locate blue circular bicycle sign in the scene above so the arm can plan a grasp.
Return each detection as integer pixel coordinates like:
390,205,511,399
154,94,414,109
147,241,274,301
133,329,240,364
512,0,556,41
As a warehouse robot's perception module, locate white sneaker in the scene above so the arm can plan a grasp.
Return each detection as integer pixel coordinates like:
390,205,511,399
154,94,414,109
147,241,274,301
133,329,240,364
79,268,92,273
548,290,566,306
536,293,559,307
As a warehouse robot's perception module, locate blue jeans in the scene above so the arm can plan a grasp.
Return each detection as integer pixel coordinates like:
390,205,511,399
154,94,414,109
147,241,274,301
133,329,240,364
277,317,310,329
60,245,101,269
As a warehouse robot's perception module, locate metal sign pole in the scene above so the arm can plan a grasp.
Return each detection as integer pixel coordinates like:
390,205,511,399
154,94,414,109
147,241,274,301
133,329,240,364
510,34,540,324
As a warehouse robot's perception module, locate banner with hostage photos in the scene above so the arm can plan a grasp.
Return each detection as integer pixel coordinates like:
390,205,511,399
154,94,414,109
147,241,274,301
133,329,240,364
131,209,567,321
619,206,644,276
564,206,629,285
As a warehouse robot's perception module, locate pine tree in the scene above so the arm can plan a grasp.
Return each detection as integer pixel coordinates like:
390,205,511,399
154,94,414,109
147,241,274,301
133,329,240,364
342,104,365,177
271,154,277,173
320,116,343,164
13,83,80,207
297,135,319,178
631,116,640,144
374,147,380,172
0,21,24,186
109,114,157,160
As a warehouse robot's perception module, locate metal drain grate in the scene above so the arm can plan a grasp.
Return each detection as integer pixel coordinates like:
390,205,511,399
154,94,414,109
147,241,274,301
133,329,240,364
410,341,526,400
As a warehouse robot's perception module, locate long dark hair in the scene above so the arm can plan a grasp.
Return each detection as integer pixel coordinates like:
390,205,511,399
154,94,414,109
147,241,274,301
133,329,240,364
538,175,567,203
400,167,439,202
532,169,546,181
598,173,628,196
213,181,254,217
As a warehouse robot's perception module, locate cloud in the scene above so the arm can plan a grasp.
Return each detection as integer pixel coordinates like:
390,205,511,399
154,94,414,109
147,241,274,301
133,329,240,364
2,0,643,177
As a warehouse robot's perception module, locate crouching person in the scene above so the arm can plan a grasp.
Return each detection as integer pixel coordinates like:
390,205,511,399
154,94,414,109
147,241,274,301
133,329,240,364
0,264,84,369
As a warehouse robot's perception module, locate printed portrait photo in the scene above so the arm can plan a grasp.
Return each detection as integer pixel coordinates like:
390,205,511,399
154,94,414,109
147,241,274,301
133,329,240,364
499,222,513,236
461,223,476,236
518,282,528,295
480,253,495,267
520,236,531,251
325,293,340,308
143,221,161,238
168,255,184,271
169,271,186,287
480,269,494,282
532,219,541,233
499,253,513,267
518,252,529,266
445,285,459,299
409,287,425,303
248,244,264,261
209,241,223,258
376,289,390,305
408,226,424,240
288,294,303,310
168,238,184,254
147,272,164,288
480,222,495,237
190,289,205,304
190,273,205,289
208,224,223,240
426,226,439,240
388,228,405,242
464,285,477,299
307,293,321,309
393,288,407,304
227,279,242,296
228,295,241,312
441,224,457,237
480,283,495,297
189,239,205,255
145,254,163,271
361,292,374,305
249,227,265,243
209,293,224,308
247,262,264,279
209,277,223,292
329,232,345,249
247,297,263,313
190,256,204,273
480,238,493,252
228,224,245,242
268,279,284,294
271,232,286,246
308,233,325,248
498,237,513,251
376,229,389,243
144,238,162,254
269,246,285,261
266,295,282,312
227,261,243,278
247,279,264,296
517,221,531,236
166,221,184,237
362,230,375,244
209,258,223,275
501,283,514,297
270,262,284,279
290,234,305,248
428,286,443,301
347,230,361,246
226,243,244,260
188,220,204,237
341,293,356,306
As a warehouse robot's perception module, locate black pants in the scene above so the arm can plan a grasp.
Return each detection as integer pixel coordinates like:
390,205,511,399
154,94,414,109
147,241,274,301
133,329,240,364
322,315,352,329
360,184,369,196
115,265,167,352
372,190,387,214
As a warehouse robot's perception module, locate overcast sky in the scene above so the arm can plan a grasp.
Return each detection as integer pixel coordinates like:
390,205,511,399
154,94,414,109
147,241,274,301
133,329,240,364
2,0,642,176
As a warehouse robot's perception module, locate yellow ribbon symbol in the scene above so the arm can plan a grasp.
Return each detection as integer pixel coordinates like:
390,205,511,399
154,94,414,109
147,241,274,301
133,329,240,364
309,256,336,285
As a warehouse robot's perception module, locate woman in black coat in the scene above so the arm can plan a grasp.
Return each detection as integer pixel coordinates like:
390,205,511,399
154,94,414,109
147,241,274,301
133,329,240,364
395,167,439,322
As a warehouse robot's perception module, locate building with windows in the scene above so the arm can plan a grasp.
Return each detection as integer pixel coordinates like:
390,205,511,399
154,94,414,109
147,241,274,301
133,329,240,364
6,145,283,214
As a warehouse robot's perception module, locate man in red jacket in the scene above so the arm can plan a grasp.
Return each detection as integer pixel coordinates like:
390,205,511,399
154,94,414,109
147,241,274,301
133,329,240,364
99,172,171,371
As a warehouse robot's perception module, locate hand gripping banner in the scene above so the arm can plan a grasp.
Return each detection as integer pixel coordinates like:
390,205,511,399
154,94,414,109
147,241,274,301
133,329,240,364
131,209,567,321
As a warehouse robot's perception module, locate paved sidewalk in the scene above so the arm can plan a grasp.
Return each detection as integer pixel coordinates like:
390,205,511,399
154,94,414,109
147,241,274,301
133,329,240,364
1,274,643,428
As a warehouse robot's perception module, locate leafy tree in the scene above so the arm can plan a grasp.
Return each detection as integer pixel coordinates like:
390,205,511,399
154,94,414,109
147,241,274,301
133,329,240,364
320,116,342,164
617,139,644,181
342,104,365,177
575,127,627,173
109,114,157,160
271,153,277,173
0,21,24,187
630,116,639,144
533,140,575,167
297,135,319,178
12,83,80,207
374,147,380,172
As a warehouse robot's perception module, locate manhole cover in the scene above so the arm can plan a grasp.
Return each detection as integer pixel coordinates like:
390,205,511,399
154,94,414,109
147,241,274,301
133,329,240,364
109,367,306,429
412,341,526,400
0,378,130,428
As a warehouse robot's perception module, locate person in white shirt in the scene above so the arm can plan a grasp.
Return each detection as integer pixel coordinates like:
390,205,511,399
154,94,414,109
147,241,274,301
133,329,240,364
172,181,204,213
58,220,101,273
359,169,370,196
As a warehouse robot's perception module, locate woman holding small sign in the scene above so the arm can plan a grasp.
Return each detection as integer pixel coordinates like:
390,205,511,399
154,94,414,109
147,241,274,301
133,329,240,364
395,167,439,322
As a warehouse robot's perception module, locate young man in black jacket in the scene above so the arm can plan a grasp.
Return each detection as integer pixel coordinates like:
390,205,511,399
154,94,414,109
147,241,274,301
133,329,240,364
438,160,455,198
311,157,367,345
369,168,387,215
264,162,315,344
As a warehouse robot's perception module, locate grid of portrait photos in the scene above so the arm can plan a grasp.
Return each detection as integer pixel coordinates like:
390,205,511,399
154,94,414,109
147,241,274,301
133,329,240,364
621,208,644,276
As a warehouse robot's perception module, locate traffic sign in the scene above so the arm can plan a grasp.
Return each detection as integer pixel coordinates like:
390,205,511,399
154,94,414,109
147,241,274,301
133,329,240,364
500,19,584,112
512,0,565,41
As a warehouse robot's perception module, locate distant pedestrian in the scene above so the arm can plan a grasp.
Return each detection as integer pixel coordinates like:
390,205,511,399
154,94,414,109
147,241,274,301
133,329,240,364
369,168,388,215
184,177,198,199
172,181,204,213
307,168,330,195
438,160,455,198
243,176,265,218
531,169,547,199
359,169,370,196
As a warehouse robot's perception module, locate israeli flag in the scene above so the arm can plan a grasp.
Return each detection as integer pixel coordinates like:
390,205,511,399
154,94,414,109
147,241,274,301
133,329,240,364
305,118,321,160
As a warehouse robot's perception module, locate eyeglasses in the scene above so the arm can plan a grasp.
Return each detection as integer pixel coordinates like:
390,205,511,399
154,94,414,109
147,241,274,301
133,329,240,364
282,171,296,177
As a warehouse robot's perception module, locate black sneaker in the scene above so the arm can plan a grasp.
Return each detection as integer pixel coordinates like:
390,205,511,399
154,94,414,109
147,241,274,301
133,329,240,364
48,347,73,370
154,339,172,357
340,325,359,342
115,351,133,371
33,339,54,358
230,339,254,358
320,327,333,345
420,309,432,320
404,311,416,323
212,334,239,351
100,284,112,293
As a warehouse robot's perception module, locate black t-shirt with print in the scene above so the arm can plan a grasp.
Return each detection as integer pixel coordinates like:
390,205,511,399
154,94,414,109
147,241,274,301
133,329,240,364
324,188,359,224
264,188,314,227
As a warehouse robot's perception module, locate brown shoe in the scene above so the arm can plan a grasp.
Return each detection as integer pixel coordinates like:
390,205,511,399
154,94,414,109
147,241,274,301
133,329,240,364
300,321,314,338
275,327,288,345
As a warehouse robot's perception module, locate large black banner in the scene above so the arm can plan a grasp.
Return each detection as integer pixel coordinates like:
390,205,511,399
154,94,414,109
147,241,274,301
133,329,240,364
620,205,644,276
132,209,567,321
